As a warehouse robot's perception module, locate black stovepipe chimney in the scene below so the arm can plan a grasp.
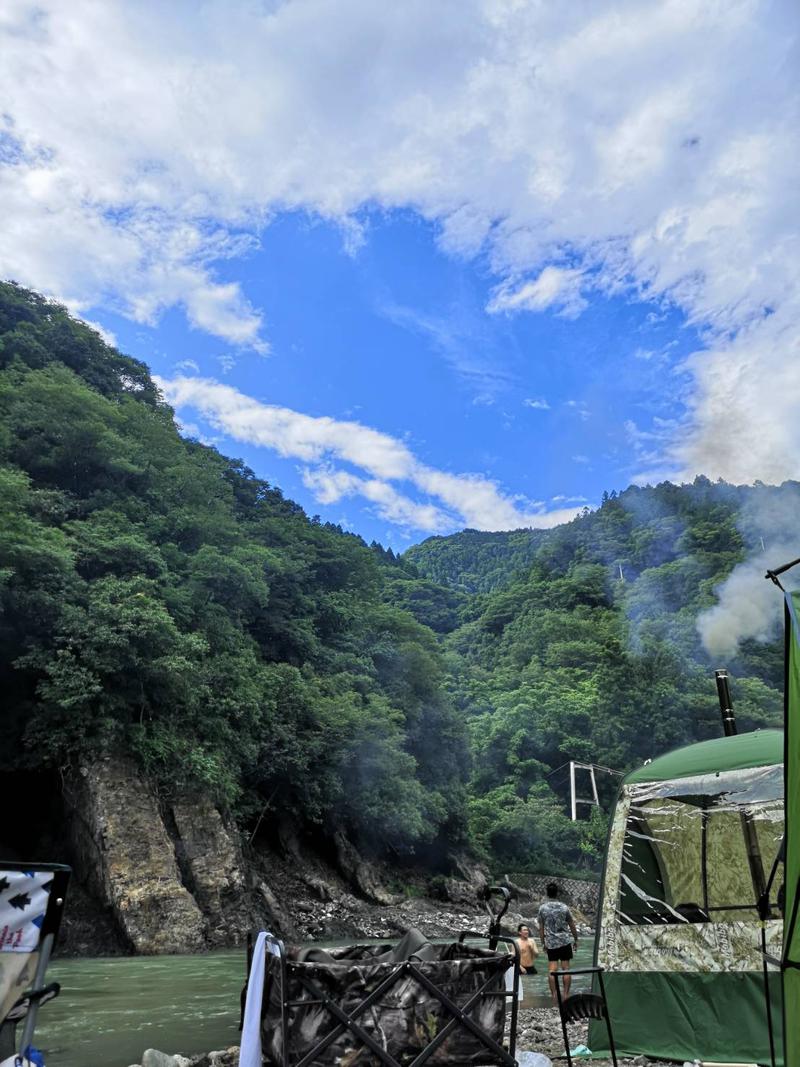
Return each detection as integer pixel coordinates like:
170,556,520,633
713,668,768,907
715,667,737,736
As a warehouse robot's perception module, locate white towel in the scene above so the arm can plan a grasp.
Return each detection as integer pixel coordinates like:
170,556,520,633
504,960,524,1000
239,932,277,1067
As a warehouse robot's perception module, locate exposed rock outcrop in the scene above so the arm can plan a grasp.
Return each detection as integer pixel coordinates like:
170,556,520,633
332,830,402,905
66,757,206,954
58,755,494,956
170,797,253,946
439,850,490,905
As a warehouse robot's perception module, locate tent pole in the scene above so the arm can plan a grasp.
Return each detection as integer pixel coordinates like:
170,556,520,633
740,811,768,908
760,920,777,1067
700,810,709,914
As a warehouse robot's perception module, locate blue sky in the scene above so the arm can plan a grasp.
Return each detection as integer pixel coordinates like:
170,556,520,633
95,210,697,546
1,0,797,547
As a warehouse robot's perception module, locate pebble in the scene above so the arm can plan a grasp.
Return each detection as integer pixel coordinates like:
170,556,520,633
130,1051,237,1067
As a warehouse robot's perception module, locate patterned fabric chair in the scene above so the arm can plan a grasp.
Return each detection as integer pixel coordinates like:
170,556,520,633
0,864,70,1066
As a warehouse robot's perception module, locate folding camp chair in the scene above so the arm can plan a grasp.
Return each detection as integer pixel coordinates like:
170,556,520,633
0,863,70,1067
553,966,618,1067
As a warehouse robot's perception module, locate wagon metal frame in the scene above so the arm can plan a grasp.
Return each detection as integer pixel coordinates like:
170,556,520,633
260,929,521,1067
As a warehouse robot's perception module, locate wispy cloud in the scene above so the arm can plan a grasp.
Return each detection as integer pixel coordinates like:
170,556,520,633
158,375,583,532
552,493,588,504
524,397,550,411
565,399,591,421
487,267,586,318
301,467,450,531
625,416,682,484
379,299,514,400
175,359,200,374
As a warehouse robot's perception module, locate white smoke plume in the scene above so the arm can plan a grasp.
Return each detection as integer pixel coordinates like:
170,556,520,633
697,485,800,659
699,550,785,657
696,547,793,660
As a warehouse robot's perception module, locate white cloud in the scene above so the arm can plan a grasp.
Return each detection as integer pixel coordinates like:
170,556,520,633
552,494,588,504
0,0,797,480
174,359,200,374
77,316,117,347
157,375,582,532
301,467,450,531
524,397,550,411
675,303,800,484
487,267,586,317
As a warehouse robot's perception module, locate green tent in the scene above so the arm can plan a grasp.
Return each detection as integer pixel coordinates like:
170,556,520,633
783,591,800,1067
590,729,785,1064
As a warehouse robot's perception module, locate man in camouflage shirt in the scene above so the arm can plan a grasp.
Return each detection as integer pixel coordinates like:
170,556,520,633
537,882,579,1002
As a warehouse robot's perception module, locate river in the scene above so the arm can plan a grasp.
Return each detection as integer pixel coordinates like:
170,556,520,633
36,939,596,1067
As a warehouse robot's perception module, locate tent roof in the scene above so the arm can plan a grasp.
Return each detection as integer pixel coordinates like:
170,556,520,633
625,728,783,784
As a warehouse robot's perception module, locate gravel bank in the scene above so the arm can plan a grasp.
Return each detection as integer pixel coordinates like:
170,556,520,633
516,1005,640,1066
134,1004,643,1067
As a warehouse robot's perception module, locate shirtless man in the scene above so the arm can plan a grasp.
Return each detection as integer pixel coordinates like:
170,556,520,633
515,923,539,974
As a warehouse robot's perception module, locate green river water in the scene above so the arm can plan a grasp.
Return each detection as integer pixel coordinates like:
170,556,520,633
36,940,595,1067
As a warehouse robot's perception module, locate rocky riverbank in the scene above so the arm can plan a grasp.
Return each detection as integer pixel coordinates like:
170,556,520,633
129,1004,639,1067
517,1005,640,1066
51,754,523,957
26,754,597,959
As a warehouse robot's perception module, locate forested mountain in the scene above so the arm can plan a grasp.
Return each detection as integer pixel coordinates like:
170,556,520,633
0,282,790,882
404,528,549,594
412,480,791,874
0,282,469,857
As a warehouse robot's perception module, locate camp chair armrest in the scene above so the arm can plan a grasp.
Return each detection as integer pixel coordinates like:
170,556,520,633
558,966,605,977
22,981,61,1005
7,982,61,1022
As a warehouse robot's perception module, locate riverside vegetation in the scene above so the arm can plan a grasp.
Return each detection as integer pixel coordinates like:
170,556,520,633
0,282,788,892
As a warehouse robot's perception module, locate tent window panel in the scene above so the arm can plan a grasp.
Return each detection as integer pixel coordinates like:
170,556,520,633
706,811,755,920
617,763,783,926
618,799,705,924
645,803,704,909
618,814,667,922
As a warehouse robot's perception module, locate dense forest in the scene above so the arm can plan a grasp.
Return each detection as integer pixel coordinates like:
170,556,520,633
408,483,791,873
0,282,790,880
0,282,469,858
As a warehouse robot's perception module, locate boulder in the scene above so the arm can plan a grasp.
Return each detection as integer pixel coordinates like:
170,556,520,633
141,1051,192,1067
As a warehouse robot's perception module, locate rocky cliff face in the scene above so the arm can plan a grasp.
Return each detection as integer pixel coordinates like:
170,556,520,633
66,757,208,954
170,797,253,947
58,756,491,956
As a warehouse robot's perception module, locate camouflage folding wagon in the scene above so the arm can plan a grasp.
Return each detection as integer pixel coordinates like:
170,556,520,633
257,927,521,1067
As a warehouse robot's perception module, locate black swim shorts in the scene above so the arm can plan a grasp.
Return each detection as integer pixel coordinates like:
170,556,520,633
545,944,573,962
